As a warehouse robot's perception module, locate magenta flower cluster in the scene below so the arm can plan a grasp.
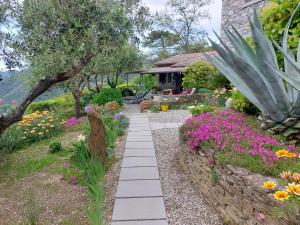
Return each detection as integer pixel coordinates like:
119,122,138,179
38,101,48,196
65,117,81,127
183,110,295,164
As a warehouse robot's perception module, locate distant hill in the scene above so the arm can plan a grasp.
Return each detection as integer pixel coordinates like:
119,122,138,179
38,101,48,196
0,70,63,103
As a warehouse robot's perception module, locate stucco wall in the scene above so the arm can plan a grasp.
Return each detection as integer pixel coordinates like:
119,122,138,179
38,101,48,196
221,0,267,44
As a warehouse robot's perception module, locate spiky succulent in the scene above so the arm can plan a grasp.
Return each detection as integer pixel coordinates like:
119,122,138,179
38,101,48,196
206,4,300,141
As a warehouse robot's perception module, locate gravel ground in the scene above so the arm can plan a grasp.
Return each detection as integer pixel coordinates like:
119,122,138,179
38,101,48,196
103,130,127,224
153,128,222,225
149,110,191,123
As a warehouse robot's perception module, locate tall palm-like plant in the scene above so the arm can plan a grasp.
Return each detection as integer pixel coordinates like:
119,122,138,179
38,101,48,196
207,4,300,141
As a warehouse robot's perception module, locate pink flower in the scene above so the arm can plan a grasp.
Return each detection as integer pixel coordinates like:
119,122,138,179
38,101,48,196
11,99,17,105
0,99,4,105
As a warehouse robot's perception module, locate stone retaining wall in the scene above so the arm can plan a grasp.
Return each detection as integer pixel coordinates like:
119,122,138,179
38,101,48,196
179,143,284,225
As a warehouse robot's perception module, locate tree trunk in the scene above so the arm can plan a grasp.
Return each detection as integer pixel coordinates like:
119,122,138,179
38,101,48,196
74,93,81,118
0,50,94,136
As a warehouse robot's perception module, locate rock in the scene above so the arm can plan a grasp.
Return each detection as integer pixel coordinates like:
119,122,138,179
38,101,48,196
140,100,160,112
87,111,106,164
225,98,233,109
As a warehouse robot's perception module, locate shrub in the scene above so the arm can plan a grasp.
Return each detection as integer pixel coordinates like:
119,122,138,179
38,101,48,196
27,95,74,114
183,61,227,90
150,105,160,113
92,88,123,106
49,141,62,153
188,104,213,116
231,90,260,115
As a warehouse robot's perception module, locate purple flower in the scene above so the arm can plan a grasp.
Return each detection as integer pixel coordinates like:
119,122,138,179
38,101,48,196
85,106,91,113
114,113,121,121
11,99,17,105
0,99,4,105
65,117,81,127
70,176,77,185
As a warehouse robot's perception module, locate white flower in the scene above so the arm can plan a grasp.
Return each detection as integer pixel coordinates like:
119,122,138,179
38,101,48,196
77,134,86,142
187,106,196,109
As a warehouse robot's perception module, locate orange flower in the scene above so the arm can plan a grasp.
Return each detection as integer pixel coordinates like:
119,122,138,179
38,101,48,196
263,181,276,190
274,191,289,201
286,152,297,158
292,173,300,183
275,149,289,158
286,183,300,196
280,171,292,180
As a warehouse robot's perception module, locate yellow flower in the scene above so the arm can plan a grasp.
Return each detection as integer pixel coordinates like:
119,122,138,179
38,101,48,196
50,125,54,128
275,149,289,158
273,191,289,201
292,173,300,183
286,183,300,196
280,171,292,180
263,181,276,190
286,152,297,158
31,130,35,134
38,132,43,136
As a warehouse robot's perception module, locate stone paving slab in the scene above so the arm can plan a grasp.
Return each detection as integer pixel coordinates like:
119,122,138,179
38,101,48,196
126,142,154,149
124,149,155,157
112,197,167,221
119,167,159,180
116,180,163,198
129,127,151,132
126,135,153,142
127,131,152,136
128,124,151,128
122,157,157,167
164,123,180,128
111,220,168,225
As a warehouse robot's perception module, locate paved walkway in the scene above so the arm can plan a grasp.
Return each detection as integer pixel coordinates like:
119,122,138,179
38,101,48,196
111,112,168,225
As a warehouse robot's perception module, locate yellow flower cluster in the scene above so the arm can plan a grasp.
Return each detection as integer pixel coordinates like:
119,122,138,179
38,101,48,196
212,88,228,98
275,149,298,159
18,111,63,140
263,171,300,201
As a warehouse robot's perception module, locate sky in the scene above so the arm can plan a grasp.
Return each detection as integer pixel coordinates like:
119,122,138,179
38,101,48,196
143,0,222,39
0,0,222,71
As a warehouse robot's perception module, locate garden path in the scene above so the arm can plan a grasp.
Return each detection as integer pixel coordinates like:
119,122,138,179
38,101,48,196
111,105,169,225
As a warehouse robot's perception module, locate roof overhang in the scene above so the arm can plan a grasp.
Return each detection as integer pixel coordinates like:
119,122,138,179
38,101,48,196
140,67,184,74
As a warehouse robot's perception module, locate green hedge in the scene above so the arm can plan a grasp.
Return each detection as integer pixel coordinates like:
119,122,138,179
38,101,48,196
92,88,123,106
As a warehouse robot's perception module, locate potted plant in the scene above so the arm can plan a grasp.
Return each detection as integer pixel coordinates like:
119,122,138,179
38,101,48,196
161,102,169,112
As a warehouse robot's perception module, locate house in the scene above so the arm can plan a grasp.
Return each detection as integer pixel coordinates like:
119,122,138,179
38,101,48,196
141,51,217,94
221,0,268,45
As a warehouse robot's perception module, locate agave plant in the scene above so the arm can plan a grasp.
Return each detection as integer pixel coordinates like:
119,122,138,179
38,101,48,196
206,4,300,142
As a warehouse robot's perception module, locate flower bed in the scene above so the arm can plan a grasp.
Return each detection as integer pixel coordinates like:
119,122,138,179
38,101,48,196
179,110,300,224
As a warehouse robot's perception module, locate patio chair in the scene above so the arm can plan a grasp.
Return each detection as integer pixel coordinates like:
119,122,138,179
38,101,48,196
123,89,151,104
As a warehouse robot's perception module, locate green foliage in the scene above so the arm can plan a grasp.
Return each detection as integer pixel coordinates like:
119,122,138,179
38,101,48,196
207,72,230,90
260,0,300,67
271,198,300,225
27,95,74,114
183,61,222,90
92,88,123,106
70,141,104,225
232,90,260,115
150,105,160,113
49,141,62,153
24,191,41,225
188,104,213,116
209,168,219,185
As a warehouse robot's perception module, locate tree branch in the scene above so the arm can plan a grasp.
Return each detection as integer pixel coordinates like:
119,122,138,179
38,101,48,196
0,50,94,135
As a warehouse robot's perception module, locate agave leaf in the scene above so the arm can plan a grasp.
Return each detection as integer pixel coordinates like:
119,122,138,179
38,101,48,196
274,41,300,74
206,55,266,112
252,10,279,69
282,127,299,137
208,39,285,121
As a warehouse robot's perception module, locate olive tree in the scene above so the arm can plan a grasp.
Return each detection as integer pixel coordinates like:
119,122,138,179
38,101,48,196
0,0,150,135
